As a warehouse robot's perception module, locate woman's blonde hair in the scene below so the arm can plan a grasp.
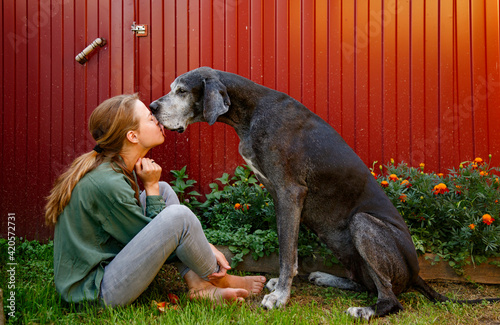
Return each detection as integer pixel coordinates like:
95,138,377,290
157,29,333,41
45,94,141,226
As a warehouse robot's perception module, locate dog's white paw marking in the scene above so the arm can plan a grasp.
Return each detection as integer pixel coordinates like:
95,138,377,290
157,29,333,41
308,271,334,286
266,278,279,291
346,307,375,320
261,289,289,309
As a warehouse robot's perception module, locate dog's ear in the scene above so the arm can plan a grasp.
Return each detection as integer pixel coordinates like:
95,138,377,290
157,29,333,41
203,77,230,125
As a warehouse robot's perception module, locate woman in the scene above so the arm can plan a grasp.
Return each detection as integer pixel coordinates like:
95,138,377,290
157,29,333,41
45,94,265,306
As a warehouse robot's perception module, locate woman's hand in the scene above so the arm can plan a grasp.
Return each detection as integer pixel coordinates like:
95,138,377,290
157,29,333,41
207,244,231,280
135,157,162,196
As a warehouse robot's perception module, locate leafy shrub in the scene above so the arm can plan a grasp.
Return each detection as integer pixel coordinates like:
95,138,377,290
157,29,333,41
170,156,499,271
371,156,500,271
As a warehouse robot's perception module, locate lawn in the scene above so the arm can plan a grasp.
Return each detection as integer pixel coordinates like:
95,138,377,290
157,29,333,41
1,239,499,324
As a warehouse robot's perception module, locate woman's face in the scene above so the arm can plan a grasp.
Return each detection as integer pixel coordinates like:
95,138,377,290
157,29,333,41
134,100,165,149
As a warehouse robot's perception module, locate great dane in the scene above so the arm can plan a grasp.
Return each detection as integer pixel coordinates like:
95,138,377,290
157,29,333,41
150,67,499,319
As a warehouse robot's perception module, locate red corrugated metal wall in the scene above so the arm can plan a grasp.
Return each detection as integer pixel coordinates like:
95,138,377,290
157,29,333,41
2,0,500,240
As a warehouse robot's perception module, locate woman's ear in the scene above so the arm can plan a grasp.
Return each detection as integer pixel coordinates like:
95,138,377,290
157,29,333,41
126,130,139,144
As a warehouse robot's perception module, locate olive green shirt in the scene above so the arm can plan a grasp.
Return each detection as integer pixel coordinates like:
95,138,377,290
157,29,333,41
53,162,166,303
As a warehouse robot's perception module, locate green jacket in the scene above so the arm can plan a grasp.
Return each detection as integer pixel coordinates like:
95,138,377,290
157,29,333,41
53,162,165,303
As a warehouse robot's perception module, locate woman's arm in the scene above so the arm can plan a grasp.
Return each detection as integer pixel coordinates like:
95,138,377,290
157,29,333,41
135,157,162,196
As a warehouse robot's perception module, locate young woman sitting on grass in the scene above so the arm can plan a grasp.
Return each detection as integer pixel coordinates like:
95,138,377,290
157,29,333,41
44,94,265,307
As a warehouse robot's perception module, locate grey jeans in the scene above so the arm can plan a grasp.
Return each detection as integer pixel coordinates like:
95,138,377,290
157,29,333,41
100,182,218,307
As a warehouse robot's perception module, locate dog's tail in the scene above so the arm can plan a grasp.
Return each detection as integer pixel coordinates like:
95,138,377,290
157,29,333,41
412,276,500,304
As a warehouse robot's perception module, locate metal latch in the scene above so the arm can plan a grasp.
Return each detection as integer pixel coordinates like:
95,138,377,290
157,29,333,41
131,22,148,37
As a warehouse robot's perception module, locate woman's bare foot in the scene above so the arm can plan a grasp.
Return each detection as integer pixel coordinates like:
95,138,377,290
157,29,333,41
188,285,249,303
184,270,249,304
209,274,266,294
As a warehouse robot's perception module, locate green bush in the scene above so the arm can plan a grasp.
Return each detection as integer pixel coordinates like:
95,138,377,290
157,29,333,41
171,156,499,271
371,156,500,271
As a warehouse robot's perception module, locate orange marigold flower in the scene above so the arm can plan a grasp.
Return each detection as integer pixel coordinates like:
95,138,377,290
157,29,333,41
401,180,409,186
244,203,250,210
389,174,399,181
437,173,444,178
399,194,407,202
419,163,425,170
433,183,449,195
371,172,377,179
381,181,389,188
469,224,475,230
472,163,478,169
479,171,488,176
390,158,395,165
234,203,242,210
474,157,483,164
259,183,265,188
482,214,495,225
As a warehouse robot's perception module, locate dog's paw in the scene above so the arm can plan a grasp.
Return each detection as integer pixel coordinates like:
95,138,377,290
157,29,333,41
346,307,375,320
261,290,289,309
308,271,333,286
265,278,279,292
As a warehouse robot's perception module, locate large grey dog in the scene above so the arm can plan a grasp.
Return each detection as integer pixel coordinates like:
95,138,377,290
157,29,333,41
150,67,499,319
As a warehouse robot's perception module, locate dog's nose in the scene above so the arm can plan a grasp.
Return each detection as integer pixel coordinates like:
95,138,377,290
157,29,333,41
150,101,159,114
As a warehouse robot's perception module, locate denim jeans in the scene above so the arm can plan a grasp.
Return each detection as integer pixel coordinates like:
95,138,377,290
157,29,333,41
100,182,217,307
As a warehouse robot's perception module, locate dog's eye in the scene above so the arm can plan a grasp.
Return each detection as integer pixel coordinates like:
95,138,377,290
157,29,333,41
177,88,187,94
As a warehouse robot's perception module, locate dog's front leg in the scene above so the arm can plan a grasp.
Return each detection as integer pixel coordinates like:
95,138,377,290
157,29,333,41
261,185,307,309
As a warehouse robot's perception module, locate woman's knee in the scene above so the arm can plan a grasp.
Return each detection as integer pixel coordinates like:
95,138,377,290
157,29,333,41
158,181,169,194
159,181,181,205
156,204,200,228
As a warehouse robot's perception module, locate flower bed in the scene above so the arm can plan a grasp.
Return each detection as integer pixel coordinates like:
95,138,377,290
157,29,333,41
171,156,500,277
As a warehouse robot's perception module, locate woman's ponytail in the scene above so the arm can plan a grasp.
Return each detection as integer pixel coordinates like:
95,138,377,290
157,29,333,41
44,93,140,226
44,151,102,225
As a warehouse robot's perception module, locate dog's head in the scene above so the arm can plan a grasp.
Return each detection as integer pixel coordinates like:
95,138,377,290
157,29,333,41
150,67,230,133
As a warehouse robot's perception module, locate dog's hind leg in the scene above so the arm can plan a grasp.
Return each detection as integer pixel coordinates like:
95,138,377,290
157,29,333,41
308,272,366,292
345,212,412,319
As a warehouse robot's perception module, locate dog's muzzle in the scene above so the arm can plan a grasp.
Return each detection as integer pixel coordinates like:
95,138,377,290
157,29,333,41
149,101,160,114
172,127,185,133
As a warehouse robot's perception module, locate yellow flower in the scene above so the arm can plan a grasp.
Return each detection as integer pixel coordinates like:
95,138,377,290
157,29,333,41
419,163,425,170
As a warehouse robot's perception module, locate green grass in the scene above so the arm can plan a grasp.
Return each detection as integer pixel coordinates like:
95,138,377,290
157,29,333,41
1,239,499,324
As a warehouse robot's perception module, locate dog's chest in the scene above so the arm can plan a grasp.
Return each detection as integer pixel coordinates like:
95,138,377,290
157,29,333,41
239,143,269,184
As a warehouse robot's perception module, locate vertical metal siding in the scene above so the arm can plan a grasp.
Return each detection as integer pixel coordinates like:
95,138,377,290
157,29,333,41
1,0,500,240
